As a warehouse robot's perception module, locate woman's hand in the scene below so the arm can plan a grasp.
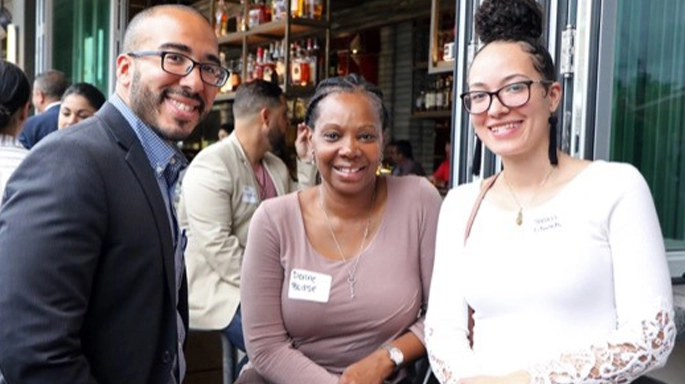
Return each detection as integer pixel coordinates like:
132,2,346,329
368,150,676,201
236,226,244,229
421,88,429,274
338,349,395,384
456,370,530,384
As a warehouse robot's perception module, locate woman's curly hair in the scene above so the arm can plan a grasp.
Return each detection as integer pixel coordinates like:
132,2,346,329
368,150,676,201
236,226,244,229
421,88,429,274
472,0,559,165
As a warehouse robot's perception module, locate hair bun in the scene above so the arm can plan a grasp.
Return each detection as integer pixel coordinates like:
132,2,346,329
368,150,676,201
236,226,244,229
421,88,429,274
475,0,544,44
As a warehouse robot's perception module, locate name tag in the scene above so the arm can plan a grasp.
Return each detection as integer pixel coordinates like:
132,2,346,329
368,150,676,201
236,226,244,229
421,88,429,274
287,268,331,303
242,186,258,204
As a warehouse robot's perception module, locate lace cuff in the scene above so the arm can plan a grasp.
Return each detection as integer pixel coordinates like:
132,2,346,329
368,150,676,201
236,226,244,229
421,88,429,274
528,299,676,384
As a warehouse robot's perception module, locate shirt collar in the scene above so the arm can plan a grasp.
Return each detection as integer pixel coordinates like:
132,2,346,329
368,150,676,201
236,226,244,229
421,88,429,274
109,94,188,182
43,101,61,112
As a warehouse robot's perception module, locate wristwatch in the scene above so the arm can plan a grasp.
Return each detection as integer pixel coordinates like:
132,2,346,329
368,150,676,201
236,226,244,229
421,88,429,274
382,344,404,370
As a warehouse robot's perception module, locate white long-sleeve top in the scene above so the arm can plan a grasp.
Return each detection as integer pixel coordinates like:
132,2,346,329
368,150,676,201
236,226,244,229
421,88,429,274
426,161,676,384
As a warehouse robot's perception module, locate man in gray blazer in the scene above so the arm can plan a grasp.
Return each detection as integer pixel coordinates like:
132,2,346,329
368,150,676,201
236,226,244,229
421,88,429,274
0,5,226,383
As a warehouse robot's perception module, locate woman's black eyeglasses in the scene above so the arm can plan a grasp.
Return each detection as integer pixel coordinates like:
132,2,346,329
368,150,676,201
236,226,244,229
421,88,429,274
460,80,553,115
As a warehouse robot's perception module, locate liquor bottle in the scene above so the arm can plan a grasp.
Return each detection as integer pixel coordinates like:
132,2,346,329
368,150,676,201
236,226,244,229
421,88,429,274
435,77,445,110
229,60,242,91
260,0,272,23
304,0,323,20
306,38,318,86
297,41,311,86
415,90,425,112
424,81,436,111
246,52,255,82
291,0,302,18
262,44,278,84
254,47,265,81
275,40,286,85
443,75,453,110
215,0,228,37
272,0,286,21
290,42,302,85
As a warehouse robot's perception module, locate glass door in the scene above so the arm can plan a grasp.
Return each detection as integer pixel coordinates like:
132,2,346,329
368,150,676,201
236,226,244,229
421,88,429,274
593,0,685,278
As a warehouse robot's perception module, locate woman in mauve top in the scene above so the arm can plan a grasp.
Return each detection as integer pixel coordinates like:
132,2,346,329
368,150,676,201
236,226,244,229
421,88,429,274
237,74,442,384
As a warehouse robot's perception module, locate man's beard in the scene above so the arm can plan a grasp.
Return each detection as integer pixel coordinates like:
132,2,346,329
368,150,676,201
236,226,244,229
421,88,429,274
129,70,207,141
267,124,285,151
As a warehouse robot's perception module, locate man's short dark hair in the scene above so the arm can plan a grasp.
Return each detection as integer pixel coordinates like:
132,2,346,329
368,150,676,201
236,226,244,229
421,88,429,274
232,80,283,119
392,140,414,159
34,70,68,100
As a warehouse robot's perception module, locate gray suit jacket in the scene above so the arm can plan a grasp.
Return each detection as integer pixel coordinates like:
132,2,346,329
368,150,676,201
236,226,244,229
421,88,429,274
0,102,187,384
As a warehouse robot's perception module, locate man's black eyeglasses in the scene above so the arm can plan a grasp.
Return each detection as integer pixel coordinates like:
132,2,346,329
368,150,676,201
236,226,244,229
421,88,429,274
128,51,229,87
460,80,553,115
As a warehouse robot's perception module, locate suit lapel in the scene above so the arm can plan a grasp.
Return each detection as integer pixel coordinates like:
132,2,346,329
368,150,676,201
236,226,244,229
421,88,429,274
96,103,177,302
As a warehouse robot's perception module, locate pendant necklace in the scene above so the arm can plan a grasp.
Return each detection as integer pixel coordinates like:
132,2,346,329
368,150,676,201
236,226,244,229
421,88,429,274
318,185,376,299
502,167,554,226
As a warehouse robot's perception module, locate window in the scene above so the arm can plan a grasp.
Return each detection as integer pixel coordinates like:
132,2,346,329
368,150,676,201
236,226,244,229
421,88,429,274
52,0,109,91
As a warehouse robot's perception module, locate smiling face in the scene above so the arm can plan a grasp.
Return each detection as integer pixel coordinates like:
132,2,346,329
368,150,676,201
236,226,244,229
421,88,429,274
58,94,98,129
468,41,561,161
310,91,382,195
116,7,220,141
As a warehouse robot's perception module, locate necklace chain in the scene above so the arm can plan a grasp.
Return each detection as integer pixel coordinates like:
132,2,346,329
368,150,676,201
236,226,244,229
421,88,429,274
502,167,554,226
317,185,376,299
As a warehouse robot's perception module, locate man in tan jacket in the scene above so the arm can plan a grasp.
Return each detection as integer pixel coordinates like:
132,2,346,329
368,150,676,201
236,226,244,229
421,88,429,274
177,80,315,378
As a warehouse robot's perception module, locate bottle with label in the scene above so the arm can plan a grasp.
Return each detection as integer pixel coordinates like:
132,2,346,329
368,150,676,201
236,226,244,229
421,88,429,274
262,44,278,84
424,81,436,111
415,90,425,112
291,0,303,18
275,40,286,85
306,38,318,86
443,75,453,110
435,77,445,110
228,60,242,91
304,0,323,20
245,53,255,82
297,41,311,86
215,0,228,37
254,47,265,81
271,0,287,21
290,42,301,85
260,0,272,23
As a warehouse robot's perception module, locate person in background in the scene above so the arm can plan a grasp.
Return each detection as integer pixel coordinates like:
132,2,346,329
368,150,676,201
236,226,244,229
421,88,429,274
387,139,426,176
18,69,68,148
0,60,31,208
0,5,226,383
425,0,675,383
177,79,315,380
218,123,231,141
236,74,442,383
57,82,106,129
428,139,451,190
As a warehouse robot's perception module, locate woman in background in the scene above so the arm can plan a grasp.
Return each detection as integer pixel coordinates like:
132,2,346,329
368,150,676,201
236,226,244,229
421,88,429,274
237,74,442,383
425,0,675,383
0,60,31,207
57,82,106,129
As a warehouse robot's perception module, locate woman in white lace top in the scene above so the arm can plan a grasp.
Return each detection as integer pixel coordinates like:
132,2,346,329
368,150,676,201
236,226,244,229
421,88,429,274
424,0,676,383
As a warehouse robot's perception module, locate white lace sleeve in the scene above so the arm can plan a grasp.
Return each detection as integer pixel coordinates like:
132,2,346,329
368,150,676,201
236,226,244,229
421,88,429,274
528,299,676,384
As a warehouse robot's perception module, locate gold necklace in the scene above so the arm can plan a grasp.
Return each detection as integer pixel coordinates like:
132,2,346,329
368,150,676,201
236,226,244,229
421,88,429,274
317,185,376,299
502,167,554,226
